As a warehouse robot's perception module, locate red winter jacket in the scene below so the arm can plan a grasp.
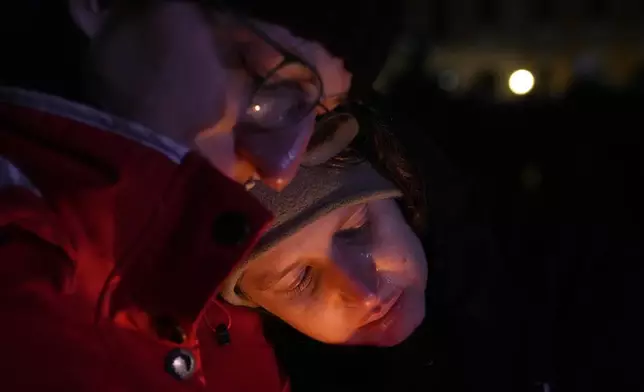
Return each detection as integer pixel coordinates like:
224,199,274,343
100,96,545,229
0,88,289,392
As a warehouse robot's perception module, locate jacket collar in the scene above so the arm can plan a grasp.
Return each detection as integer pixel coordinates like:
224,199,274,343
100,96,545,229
0,86,189,164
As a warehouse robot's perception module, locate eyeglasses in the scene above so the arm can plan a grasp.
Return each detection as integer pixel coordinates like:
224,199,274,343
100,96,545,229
171,1,323,130
213,9,360,167
235,19,324,131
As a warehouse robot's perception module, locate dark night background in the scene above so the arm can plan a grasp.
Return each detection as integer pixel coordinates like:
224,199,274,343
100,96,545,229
265,1,644,391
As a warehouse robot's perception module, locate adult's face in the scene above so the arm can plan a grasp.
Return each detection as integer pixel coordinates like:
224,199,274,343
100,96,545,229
69,0,351,190
239,199,428,347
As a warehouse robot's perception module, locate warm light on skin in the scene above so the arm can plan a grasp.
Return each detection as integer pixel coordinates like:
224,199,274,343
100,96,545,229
238,200,428,347
508,69,535,95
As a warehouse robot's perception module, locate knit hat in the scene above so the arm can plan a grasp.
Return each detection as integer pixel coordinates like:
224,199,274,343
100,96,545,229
221,162,402,306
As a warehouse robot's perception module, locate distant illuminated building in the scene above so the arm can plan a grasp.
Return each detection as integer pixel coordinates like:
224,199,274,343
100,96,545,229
422,0,644,99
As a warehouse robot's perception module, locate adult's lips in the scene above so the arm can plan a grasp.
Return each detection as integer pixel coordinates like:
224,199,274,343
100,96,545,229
345,289,413,346
357,289,404,330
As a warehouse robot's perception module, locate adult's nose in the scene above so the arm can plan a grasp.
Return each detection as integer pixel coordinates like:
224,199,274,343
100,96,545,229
330,248,382,311
341,280,381,311
235,115,316,191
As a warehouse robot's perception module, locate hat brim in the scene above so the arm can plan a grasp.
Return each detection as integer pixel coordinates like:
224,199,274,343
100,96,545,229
249,163,402,258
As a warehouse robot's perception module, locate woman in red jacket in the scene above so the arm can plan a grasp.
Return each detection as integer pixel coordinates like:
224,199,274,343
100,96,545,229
0,1,402,392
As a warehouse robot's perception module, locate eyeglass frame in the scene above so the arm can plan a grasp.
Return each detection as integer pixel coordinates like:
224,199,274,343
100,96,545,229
231,16,327,129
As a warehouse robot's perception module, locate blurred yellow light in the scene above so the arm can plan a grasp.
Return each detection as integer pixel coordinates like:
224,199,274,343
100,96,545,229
508,69,535,95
